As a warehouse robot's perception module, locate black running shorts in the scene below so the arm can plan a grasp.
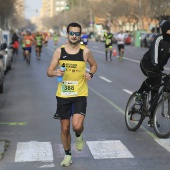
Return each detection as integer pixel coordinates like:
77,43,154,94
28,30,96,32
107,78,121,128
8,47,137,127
54,96,87,120
117,44,125,51
36,45,42,49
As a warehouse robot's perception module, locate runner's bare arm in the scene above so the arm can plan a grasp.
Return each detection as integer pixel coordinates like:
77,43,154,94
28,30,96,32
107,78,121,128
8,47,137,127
84,48,97,80
47,48,64,77
31,37,35,46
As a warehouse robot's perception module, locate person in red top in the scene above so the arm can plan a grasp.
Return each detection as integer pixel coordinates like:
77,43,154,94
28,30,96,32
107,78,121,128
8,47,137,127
44,32,49,46
12,32,19,57
24,29,34,65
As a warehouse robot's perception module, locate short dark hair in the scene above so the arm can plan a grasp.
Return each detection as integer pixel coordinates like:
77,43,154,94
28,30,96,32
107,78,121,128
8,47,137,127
67,22,82,34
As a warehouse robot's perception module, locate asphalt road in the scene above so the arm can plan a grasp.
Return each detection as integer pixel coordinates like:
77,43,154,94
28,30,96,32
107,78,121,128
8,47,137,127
0,38,170,170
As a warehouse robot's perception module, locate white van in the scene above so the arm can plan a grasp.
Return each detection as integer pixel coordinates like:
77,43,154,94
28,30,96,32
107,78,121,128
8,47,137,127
2,30,13,73
95,29,107,42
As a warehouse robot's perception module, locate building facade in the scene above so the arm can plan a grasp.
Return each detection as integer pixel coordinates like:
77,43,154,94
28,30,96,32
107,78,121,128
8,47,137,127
40,0,51,17
15,0,25,17
40,0,67,18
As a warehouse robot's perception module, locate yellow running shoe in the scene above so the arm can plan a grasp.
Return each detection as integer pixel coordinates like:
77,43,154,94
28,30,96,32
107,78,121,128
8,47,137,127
60,155,72,167
75,134,84,151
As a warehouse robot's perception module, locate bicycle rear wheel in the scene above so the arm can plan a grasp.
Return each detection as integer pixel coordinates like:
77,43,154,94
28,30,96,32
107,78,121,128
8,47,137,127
153,99,170,138
125,92,144,131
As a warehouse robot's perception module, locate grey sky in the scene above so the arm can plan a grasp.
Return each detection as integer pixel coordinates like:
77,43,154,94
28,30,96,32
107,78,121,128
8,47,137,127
25,0,42,19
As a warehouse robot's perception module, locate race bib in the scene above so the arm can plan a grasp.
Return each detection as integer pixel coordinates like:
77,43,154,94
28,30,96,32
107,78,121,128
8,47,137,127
61,81,78,96
106,39,111,45
26,39,31,44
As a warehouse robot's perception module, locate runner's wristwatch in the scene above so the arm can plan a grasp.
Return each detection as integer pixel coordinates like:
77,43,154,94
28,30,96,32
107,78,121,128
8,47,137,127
89,72,93,78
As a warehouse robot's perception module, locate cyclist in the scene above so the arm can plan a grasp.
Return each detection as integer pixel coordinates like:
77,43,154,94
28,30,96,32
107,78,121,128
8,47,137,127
53,32,59,47
23,29,34,65
116,30,125,60
35,31,43,60
44,32,49,46
11,32,19,57
104,29,113,61
135,21,170,127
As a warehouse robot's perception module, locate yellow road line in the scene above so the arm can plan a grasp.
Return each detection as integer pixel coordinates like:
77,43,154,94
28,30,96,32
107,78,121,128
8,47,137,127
0,122,27,126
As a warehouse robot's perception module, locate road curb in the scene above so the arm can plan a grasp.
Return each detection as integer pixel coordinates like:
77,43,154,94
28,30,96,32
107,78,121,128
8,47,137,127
0,140,10,160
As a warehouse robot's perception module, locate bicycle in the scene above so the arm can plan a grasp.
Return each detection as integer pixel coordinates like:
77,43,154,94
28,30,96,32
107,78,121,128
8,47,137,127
125,73,170,138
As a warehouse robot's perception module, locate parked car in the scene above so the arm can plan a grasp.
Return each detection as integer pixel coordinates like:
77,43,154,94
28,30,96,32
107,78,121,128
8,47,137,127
95,30,107,42
0,28,5,93
140,32,149,47
2,30,13,74
0,53,4,93
113,32,118,44
124,33,133,45
146,33,158,48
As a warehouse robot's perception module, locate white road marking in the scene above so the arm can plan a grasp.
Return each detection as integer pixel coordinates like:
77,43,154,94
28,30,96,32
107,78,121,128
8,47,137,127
86,68,90,72
155,139,170,152
15,141,53,162
123,89,133,95
124,57,139,63
39,163,55,168
86,140,134,159
55,143,90,157
99,76,112,83
91,49,104,54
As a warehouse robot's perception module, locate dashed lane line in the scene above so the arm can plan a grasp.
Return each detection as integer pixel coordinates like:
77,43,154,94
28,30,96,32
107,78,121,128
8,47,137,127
99,76,112,83
123,89,133,95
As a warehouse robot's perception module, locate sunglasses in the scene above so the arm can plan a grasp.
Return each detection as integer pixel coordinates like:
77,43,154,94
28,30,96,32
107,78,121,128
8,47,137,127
68,31,81,36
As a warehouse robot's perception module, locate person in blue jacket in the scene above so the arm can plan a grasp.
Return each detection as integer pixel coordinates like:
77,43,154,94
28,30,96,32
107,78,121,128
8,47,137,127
80,32,89,46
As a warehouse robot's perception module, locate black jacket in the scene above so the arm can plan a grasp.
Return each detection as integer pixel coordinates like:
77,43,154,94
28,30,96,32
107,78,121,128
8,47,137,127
143,34,170,71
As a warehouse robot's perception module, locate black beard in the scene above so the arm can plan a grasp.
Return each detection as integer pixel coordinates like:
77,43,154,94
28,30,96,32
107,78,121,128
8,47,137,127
68,39,80,45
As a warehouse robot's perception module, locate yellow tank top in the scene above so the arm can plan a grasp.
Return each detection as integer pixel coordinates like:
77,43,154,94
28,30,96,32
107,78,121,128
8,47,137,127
56,45,88,98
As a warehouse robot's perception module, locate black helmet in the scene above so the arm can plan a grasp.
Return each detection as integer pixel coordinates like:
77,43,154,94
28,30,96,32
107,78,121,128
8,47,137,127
161,21,170,33
26,29,31,34
159,20,167,27
161,21,170,42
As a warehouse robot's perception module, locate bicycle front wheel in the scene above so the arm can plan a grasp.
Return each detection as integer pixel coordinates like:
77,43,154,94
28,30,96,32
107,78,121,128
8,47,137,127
153,99,170,138
125,92,144,131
